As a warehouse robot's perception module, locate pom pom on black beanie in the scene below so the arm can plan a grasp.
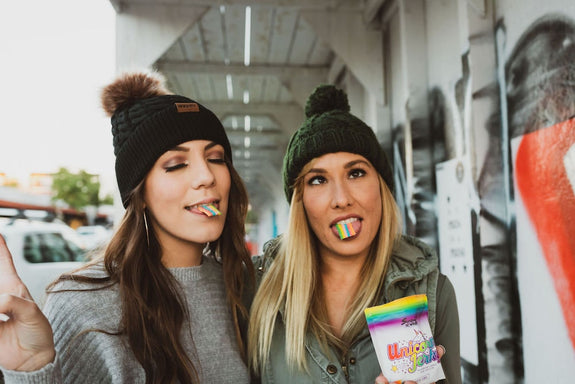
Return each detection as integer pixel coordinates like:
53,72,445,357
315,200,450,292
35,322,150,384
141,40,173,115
101,71,232,207
282,84,394,202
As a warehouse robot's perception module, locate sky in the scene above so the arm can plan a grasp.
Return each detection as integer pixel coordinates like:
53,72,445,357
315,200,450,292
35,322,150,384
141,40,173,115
0,1,117,195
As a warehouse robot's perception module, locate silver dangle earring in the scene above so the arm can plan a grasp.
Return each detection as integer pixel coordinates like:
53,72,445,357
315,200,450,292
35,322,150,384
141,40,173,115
143,209,150,247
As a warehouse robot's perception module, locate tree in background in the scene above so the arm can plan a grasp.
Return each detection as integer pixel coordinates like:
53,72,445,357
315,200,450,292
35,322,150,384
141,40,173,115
51,167,113,210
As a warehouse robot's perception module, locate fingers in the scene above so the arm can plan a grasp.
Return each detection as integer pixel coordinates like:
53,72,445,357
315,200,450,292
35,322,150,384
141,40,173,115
0,293,38,322
375,373,388,384
0,234,32,300
0,293,56,372
437,344,446,359
0,234,19,278
375,376,416,384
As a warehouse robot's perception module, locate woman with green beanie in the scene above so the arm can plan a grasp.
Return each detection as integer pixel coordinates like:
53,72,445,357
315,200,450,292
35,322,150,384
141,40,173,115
248,85,461,383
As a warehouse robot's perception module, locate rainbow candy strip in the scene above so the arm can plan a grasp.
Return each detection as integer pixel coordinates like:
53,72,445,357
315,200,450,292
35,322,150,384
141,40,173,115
365,294,429,330
335,221,356,239
197,203,221,217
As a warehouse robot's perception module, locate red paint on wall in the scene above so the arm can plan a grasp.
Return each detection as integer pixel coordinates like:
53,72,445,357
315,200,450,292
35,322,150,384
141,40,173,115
515,118,575,349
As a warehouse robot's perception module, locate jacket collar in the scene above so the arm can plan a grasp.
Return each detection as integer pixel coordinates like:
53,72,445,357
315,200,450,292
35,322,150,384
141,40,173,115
260,234,439,316
382,235,439,301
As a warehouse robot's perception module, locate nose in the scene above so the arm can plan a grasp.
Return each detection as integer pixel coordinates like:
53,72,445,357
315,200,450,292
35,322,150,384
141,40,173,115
330,180,353,208
189,159,216,189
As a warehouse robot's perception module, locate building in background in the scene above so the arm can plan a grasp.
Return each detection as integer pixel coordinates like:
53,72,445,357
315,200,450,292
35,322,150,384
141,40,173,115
48,1,575,382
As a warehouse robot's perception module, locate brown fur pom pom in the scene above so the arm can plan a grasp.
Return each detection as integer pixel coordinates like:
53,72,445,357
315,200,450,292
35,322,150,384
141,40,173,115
101,71,171,117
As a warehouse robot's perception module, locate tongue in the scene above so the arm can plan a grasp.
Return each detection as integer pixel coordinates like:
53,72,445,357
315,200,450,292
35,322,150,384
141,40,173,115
350,220,361,234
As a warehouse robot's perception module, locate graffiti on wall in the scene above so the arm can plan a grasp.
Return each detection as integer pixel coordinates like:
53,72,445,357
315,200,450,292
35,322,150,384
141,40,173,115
514,119,575,347
504,14,575,382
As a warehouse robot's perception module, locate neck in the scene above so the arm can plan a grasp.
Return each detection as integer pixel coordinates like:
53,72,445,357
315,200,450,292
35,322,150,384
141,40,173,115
320,256,363,294
319,248,367,281
320,253,366,338
160,241,205,268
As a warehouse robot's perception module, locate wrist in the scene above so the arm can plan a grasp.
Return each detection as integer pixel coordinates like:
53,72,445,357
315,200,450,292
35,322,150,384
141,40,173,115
16,349,55,372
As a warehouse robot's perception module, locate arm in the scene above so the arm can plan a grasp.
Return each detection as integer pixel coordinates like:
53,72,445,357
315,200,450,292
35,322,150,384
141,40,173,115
434,274,462,384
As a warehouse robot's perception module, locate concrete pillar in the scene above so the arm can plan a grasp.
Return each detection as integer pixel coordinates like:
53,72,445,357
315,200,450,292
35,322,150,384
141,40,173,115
281,74,329,111
115,4,207,70
396,0,436,245
344,73,366,121
300,9,385,106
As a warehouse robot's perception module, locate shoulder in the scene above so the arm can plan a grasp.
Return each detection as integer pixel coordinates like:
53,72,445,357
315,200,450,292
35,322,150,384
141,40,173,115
383,235,442,314
391,235,437,262
252,235,283,279
436,274,457,311
201,254,224,276
388,235,439,275
43,264,120,330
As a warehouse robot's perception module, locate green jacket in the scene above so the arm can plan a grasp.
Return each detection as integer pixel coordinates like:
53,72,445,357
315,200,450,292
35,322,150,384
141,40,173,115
253,235,461,384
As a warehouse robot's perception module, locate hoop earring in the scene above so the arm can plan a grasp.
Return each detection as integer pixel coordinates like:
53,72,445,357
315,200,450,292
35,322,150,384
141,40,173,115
143,210,150,247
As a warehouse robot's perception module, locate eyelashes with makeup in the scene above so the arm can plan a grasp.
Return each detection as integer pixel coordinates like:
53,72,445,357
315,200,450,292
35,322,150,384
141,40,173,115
307,168,367,185
164,163,188,172
349,168,366,179
164,158,226,172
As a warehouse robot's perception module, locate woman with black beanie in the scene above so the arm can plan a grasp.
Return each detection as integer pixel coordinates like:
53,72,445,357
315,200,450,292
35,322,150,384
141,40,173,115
0,71,254,384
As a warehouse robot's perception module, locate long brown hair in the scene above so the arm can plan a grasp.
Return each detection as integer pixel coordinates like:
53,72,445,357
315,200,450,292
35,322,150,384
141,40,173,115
52,161,254,384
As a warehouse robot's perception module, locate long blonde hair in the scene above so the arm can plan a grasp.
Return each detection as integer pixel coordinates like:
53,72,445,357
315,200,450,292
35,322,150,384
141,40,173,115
248,164,401,374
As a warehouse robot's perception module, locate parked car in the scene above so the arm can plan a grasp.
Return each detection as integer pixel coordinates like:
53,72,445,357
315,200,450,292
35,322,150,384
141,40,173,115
0,218,87,308
76,225,112,250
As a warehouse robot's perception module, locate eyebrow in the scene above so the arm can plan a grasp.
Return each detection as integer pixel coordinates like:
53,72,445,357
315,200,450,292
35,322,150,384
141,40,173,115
168,141,220,152
308,159,370,174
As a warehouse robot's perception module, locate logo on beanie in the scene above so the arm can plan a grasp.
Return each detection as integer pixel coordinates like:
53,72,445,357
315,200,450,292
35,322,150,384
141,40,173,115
175,103,200,113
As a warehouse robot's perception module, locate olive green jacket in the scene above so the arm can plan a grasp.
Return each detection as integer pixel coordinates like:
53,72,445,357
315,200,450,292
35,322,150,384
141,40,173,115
252,235,461,384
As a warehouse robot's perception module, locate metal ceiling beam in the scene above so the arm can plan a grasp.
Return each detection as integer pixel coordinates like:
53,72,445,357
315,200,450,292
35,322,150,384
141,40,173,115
363,0,389,29
156,61,329,81
208,101,303,136
301,9,386,105
206,101,300,120
225,129,284,138
109,0,361,12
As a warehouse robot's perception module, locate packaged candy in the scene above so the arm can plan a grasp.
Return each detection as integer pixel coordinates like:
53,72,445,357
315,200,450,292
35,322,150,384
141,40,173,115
364,294,445,384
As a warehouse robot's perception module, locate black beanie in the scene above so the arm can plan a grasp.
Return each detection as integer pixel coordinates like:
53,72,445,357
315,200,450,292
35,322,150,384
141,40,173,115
101,72,232,207
282,84,394,202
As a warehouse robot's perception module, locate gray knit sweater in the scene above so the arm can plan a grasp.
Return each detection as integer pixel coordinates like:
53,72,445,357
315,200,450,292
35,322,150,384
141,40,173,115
2,256,250,383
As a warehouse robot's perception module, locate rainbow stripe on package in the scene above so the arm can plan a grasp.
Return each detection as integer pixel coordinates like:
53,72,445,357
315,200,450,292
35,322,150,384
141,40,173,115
335,221,356,239
198,203,221,217
364,294,445,384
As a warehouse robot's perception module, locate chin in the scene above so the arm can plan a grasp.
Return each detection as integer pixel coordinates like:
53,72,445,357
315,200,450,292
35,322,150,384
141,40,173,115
198,228,225,243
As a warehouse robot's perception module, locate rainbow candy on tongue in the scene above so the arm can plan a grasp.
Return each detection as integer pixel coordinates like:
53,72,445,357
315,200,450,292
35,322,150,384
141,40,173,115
335,221,356,239
197,203,221,217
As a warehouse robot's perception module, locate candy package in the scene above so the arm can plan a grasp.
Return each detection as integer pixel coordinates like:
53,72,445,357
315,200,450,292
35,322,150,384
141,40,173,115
364,294,445,384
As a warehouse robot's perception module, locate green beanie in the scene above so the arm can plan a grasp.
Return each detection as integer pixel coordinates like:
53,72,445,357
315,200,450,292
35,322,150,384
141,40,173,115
282,84,394,202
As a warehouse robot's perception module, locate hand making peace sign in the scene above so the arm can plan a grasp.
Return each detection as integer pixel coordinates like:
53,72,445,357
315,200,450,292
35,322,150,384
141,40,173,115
0,234,55,372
